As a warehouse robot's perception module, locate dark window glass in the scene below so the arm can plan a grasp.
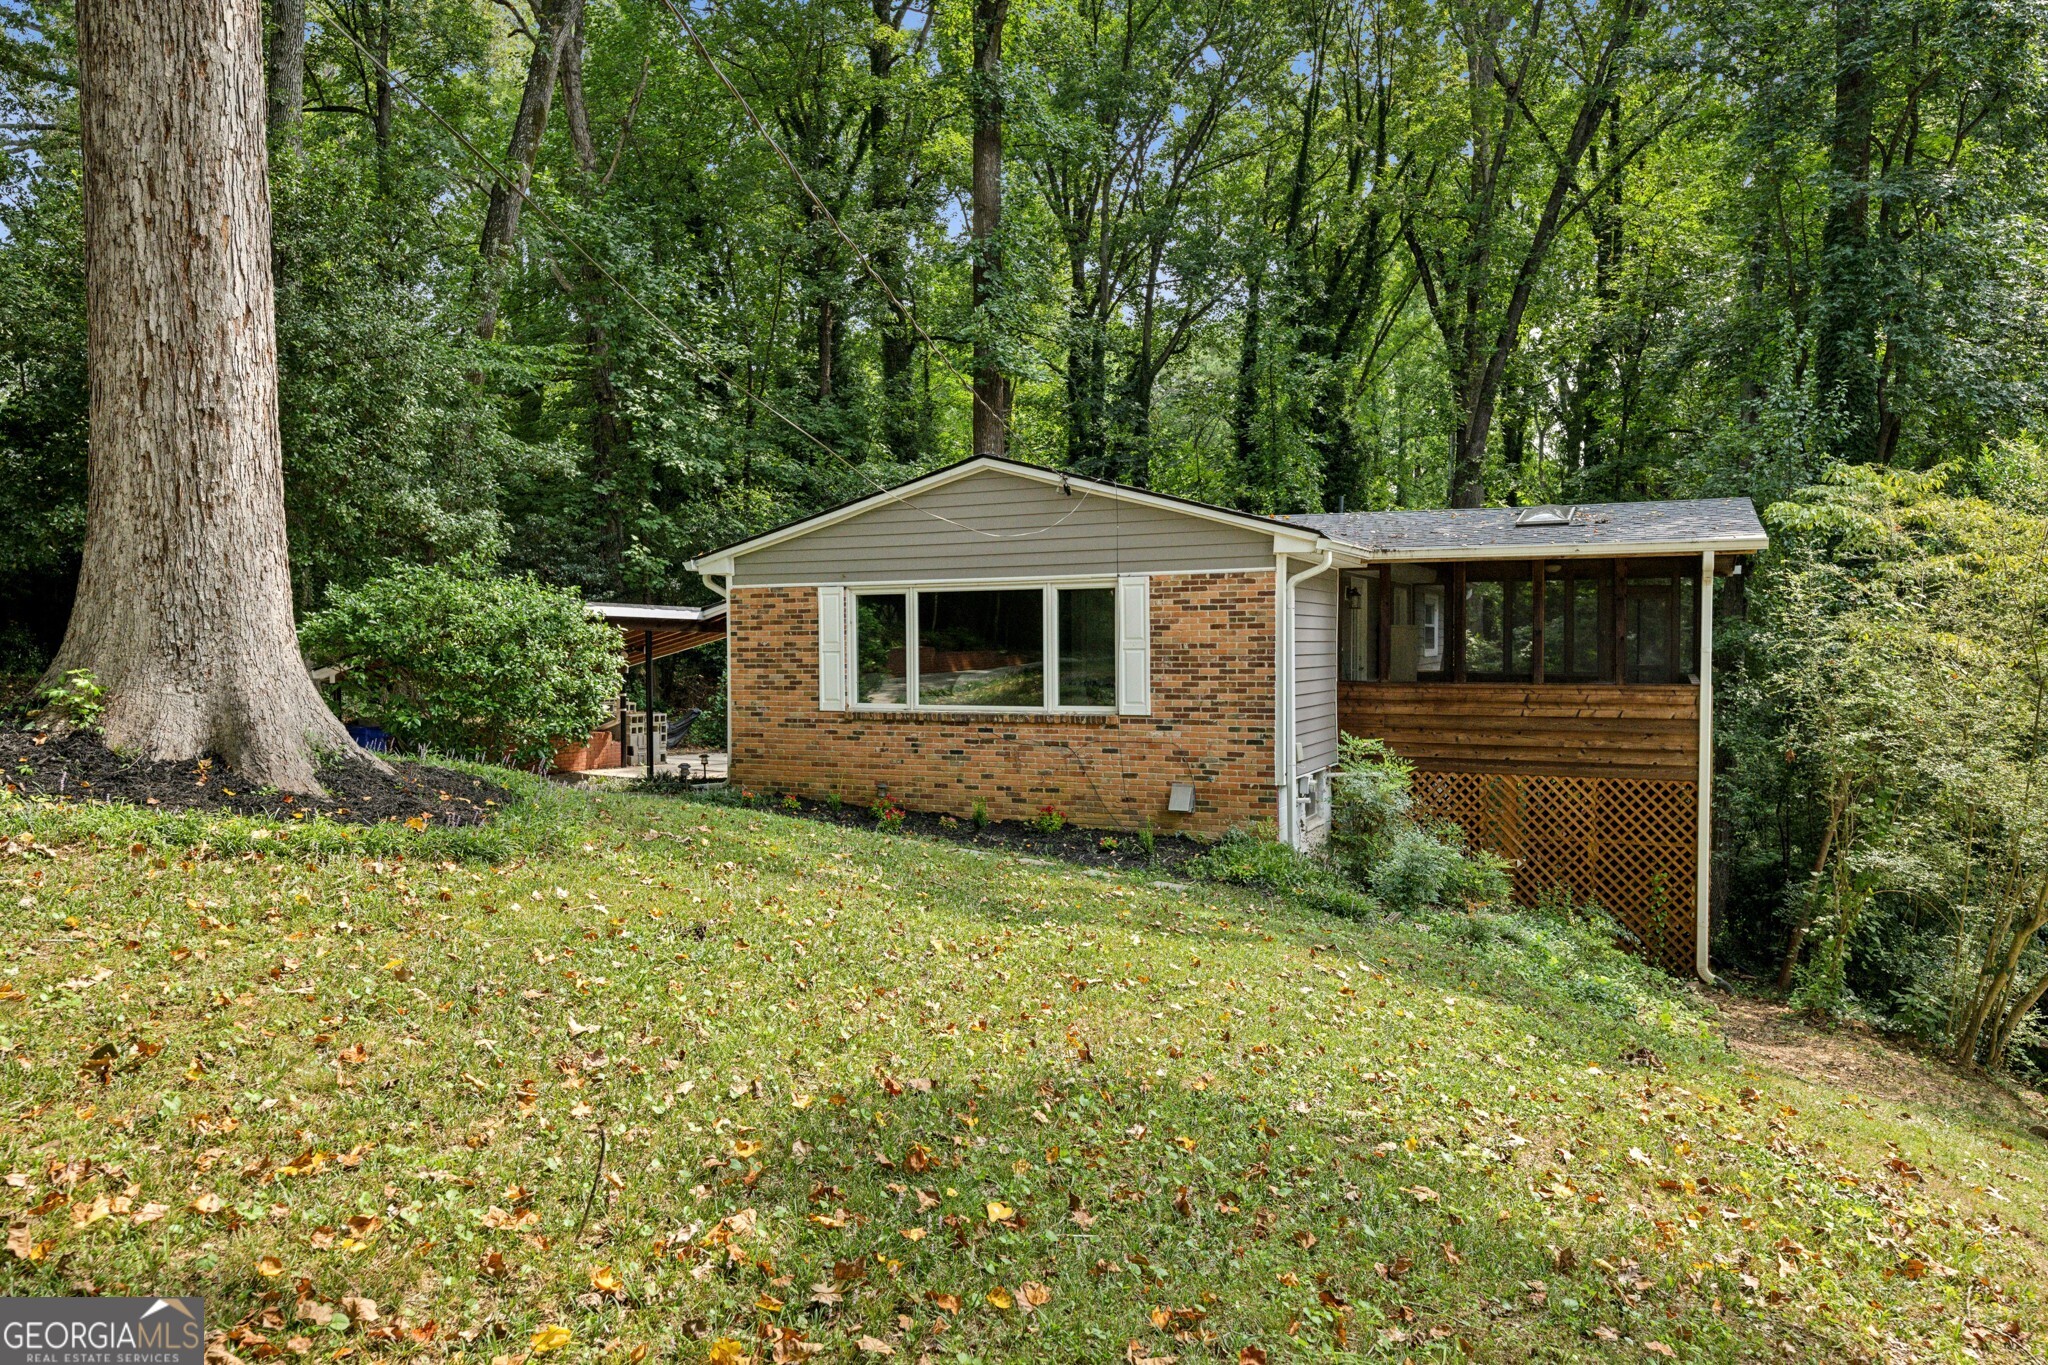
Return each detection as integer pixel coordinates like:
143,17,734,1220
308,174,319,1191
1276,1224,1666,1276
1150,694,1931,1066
1677,575,1697,676
918,589,1044,707
1543,574,1568,677
1465,573,1534,678
854,594,908,704
1623,568,1700,682
1057,588,1116,707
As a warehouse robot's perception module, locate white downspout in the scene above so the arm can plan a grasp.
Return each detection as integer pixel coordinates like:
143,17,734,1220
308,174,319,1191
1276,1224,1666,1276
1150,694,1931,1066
1278,550,1335,851
1695,551,1716,984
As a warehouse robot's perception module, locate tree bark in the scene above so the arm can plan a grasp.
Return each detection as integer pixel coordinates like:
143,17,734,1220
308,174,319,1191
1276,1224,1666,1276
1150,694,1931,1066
559,3,598,176
478,0,584,338
265,0,305,157
55,0,363,793
970,0,1010,457
869,0,923,457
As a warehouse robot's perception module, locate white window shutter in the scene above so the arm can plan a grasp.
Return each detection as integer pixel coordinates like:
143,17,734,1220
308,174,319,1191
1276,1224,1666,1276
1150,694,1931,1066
1116,574,1150,716
818,586,847,711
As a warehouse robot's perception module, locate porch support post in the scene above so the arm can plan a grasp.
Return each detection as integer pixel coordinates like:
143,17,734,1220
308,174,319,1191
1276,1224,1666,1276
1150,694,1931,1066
644,629,656,782
1695,551,1715,983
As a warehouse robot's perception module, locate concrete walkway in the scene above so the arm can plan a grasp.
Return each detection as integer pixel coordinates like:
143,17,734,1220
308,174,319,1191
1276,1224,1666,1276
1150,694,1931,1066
579,751,728,782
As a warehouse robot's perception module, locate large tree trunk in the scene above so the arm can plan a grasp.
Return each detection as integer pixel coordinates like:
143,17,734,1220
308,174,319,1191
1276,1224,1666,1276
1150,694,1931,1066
265,0,305,156
969,0,1009,457
55,0,362,793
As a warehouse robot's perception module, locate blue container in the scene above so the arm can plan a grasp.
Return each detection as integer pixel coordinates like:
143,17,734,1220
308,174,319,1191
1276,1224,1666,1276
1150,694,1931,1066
345,723,392,753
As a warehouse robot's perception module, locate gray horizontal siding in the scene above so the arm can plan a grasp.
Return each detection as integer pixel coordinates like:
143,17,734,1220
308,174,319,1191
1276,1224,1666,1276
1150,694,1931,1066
731,467,1278,584
1294,567,1339,775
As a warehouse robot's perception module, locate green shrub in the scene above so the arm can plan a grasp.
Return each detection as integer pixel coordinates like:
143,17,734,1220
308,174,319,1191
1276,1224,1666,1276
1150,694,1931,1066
300,561,623,766
36,668,105,732
1367,824,1469,911
1325,735,1415,880
1330,735,1511,913
1191,825,1376,918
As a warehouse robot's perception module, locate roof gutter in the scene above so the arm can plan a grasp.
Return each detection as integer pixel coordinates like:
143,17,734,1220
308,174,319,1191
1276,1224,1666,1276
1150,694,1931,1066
1317,537,1769,563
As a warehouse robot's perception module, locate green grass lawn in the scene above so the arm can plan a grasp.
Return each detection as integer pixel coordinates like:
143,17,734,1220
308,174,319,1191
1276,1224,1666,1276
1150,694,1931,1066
2,780,2043,1363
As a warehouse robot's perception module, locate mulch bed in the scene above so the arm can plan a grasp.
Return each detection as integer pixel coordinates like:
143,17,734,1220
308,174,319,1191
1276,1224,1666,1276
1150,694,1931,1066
627,777,1206,873
1,728,512,827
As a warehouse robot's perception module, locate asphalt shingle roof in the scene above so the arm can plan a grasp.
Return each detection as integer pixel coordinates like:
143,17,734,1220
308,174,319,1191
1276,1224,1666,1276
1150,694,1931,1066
1288,498,1766,557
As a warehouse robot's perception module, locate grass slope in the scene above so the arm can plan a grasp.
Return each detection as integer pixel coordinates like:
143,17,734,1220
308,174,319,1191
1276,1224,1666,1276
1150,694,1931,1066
1,785,2043,1363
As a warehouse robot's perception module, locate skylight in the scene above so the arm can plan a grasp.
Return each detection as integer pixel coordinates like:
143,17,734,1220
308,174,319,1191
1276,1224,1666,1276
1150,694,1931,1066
1513,506,1575,527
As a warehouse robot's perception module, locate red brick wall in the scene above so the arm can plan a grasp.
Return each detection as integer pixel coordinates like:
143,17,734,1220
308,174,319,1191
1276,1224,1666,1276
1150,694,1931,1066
728,572,1279,836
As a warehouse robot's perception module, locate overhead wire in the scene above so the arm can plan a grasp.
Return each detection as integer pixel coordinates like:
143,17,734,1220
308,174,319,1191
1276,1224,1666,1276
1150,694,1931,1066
310,2,1093,543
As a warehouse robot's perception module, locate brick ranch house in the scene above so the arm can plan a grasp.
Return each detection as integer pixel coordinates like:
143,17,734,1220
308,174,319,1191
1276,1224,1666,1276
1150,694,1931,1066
687,457,1766,977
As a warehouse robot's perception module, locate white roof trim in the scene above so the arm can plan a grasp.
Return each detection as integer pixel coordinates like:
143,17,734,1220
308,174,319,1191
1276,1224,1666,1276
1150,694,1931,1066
1350,536,1769,563
587,600,727,625
684,457,1360,574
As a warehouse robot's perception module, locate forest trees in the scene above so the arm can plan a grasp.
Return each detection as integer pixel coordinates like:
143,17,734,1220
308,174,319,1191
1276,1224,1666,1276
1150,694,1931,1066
8,0,2043,603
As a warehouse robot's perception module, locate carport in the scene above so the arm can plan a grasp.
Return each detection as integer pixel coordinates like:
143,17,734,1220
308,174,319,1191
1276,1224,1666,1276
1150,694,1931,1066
583,600,728,779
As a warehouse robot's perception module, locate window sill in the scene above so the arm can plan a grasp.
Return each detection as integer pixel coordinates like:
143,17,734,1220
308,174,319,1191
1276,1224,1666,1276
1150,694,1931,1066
839,708,1121,725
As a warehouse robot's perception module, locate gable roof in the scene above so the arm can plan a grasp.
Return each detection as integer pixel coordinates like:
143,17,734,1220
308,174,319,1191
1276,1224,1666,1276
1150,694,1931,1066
685,456,1343,574
685,457,1768,576
1290,498,1768,561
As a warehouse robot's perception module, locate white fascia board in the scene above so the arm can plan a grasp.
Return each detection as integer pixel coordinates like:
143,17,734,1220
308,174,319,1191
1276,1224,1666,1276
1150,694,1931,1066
1342,536,1769,563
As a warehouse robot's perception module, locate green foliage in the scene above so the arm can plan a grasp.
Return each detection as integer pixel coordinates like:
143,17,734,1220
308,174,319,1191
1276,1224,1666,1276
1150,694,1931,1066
35,668,103,732
271,152,530,609
1324,735,1416,881
1724,464,2048,1069
300,562,623,765
1328,735,1512,913
1029,805,1067,835
1190,825,1377,919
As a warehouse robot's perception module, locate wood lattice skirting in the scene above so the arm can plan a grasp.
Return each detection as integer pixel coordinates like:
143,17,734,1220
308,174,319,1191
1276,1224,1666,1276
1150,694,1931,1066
1408,769,1697,973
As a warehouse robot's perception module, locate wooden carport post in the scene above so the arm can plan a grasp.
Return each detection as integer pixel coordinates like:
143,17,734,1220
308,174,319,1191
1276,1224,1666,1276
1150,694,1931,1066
643,629,656,782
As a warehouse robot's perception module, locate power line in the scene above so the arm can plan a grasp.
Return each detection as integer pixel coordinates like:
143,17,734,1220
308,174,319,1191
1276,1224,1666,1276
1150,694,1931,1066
308,3,1087,543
